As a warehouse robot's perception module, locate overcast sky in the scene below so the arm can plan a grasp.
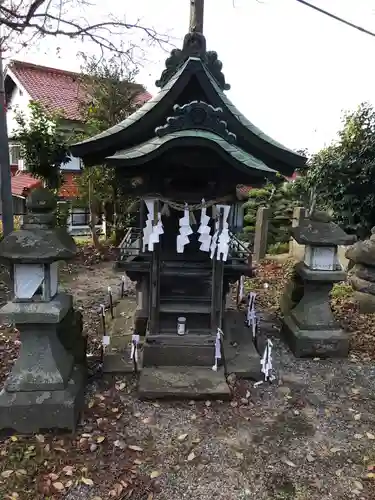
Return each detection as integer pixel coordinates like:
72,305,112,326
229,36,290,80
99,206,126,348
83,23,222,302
10,0,375,153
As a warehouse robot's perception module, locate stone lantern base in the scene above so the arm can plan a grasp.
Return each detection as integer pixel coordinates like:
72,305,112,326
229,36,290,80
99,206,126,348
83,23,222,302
0,293,87,433
0,366,85,433
281,263,349,358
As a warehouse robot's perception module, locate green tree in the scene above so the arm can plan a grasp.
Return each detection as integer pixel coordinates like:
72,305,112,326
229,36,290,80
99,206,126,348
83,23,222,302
77,55,146,247
243,179,299,250
294,102,375,238
13,101,70,191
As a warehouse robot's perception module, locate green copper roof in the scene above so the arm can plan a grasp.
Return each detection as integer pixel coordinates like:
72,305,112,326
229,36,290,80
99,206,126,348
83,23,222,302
201,64,297,157
106,130,277,177
73,59,190,149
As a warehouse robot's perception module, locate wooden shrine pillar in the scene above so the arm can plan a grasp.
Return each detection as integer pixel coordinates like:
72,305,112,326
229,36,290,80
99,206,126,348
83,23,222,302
148,200,161,334
210,207,225,333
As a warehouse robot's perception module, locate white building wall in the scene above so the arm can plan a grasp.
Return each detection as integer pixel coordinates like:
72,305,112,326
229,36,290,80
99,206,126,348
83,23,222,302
7,86,31,138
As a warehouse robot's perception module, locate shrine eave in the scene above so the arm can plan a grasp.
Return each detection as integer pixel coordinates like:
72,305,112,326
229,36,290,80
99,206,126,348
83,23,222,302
70,59,192,160
105,130,278,179
71,56,306,177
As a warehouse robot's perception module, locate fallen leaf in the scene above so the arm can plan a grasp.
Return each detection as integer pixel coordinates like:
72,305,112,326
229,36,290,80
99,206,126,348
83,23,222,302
353,481,363,491
128,445,143,452
366,432,375,440
10,436,18,442
282,458,296,467
62,466,74,476
150,470,161,479
52,482,65,492
354,434,363,440
1,470,14,478
366,473,375,479
49,473,59,481
133,459,143,465
351,388,360,394
15,469,27,476
177,434,188,442
110,483,123,496
96,436,106,443
235,452,244,459
134,412,141,418
306,454,315,463
88,400,95,408
35,434,45,443
117,382,126,390
114,440,126,449
147,494,154,500
81,477,94,486
330,447,341,454
187,452,195,461
354,414,361,421
65,480,73,488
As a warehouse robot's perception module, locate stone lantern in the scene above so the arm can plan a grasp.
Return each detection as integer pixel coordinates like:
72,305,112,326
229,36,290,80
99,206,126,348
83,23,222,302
281,211,355,358
0,188,87,433
346,227,375,313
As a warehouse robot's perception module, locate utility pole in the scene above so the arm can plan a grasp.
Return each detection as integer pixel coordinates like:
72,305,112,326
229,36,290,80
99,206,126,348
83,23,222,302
0,23,14,237
189,0,204,33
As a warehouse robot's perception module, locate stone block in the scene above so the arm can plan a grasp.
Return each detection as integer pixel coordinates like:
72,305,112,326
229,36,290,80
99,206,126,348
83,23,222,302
103,352,139,374
0,366,85,433
282,313,349,358
354,291,375,314
222,310,262,380
138,366,231,400
143,342,214,367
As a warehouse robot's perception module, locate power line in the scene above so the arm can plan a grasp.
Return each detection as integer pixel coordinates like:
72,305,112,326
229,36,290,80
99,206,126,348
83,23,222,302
295,0,375,39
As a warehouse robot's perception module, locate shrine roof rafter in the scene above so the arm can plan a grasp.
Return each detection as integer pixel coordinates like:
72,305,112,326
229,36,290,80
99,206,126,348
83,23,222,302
105,130,278,179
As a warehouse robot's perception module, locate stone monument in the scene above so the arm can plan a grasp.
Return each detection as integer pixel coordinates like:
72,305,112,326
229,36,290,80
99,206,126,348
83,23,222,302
346,227,375,313
281,211,355,357
0,188,87,433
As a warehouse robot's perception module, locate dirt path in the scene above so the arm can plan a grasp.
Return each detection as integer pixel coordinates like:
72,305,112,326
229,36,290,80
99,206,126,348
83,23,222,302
1,261,375,499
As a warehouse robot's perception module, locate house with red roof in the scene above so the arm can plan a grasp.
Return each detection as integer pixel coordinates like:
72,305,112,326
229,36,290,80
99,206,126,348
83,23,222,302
4,60,151,232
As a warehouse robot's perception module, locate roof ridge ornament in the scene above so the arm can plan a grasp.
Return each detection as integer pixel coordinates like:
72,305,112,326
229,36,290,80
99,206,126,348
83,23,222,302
155,100,236,143
155,32,230,91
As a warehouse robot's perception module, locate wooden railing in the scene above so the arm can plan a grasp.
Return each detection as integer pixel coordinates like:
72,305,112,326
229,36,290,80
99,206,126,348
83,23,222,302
118,227,142,260
117,227,252,263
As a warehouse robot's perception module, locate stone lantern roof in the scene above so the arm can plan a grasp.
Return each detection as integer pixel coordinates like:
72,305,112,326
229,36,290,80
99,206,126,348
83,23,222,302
292,211,356,247
0,187,76,263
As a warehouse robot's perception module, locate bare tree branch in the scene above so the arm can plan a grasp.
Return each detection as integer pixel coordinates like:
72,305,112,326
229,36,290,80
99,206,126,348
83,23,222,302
0,0,170,60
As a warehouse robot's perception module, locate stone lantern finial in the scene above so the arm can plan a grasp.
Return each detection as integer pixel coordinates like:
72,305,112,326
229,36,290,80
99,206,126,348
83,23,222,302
23,187,57,228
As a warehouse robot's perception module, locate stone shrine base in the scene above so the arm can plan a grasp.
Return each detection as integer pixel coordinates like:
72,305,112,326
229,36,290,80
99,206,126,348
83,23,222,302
0,366,85,434
138,366,231,400
282,313,349,358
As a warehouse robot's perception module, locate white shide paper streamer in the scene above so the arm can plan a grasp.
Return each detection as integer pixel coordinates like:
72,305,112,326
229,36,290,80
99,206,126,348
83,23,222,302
177,203,193,253
212,328,223,371
130,334,140,364
198,198,212,252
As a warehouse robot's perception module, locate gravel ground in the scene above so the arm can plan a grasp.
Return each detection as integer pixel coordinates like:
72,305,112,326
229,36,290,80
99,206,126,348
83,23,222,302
59,333,375,500
2,260,375,500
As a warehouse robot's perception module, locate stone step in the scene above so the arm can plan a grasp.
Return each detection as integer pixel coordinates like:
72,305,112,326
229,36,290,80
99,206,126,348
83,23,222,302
138,366,231,400
159,302,211,314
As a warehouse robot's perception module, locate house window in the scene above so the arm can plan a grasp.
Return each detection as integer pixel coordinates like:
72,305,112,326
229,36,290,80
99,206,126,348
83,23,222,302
71,207,90,226
9,144,22,165
62,155,81,171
